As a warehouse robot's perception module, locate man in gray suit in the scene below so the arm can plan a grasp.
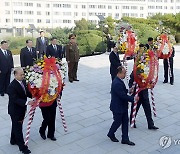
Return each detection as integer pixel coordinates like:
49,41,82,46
36,31,49,58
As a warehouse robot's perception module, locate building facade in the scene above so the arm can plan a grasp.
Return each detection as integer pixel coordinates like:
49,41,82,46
0,0,179,29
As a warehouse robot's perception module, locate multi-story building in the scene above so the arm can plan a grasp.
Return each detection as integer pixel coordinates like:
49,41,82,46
0,0,179,29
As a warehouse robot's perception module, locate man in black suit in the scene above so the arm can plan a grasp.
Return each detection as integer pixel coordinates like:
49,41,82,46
0,41,14,96
129,71,159,130
145,37,154,50
20,39,37,67
36,31,49,58
39,100,58,141
163,46,175,85
7,68,34,154
46,37,62,59
109,45,122,81
107,66,135,146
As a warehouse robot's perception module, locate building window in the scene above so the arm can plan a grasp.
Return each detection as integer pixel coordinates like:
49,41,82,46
5,2,10,6
123,6,129,9
131,6,138,9
140,14,144,17
46,12,50,16
62,4,71,8
46,19,50,23
82,5,86,9
53,4,61,7
74,12,78,16
6,19,10,23
82,12,86,16
171,0,174,2
177,6,180,9
164,0,168,1
122,13,129,17
115,6,119,9
140,7,144,10
115,13,119,18
14,19,23,23
170,6,173,9
63,12,71,16
108,13,112,16
63,20,71,23
25,19,34,23
89,5,96,8
14,10,23,14
37,3,41,7
5,10,10,14
130,13,138,17
164,6,168,9
156,6,162,9
108,5,112,9
13,2,22,6
24,11,34,15
98,5,106,9
37,11,41,15
148,6,155,9
88,20,97,24
24,3,33,7
46,4,50,8
74,5,78,8
37,19,42,23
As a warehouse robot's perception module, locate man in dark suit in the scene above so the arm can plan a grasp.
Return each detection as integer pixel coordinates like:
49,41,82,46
145,37,154,50
7,68,34,154
107,66,135,146
20,39,37,67
163,46,175,85
66,34,80,83
46,37,62,59
0,41,14,96
36,31,49,58
109,45,122,81
39,100,58,141
129,71,159,130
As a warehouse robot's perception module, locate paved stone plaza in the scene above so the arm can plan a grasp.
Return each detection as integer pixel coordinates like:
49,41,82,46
0,45,180,154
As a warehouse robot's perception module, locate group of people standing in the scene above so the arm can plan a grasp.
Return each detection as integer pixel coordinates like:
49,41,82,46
108,37,175,145
0,31,80,154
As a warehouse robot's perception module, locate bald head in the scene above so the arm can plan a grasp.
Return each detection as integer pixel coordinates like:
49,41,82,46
117,66,126,79
14,68,25,81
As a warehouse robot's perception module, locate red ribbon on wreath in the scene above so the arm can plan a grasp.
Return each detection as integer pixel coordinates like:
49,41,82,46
158,34,173,59
28,57,63,108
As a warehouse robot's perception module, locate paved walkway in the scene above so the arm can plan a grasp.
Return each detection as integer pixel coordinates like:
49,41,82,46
0,45,180,154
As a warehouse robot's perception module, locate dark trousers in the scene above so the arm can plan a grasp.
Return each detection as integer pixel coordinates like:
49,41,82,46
68,62,78,81
163,58,174,83
10,115,27,151
0,70,11,94
108,112,129,141
40,102,57,138
130,90,154,127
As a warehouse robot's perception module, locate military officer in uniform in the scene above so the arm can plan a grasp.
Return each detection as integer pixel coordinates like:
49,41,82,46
65,34,80,83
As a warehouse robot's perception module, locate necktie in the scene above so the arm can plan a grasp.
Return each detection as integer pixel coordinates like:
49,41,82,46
54,45,57,51
41,37,45,44
4,50,7,56
20,81,26,94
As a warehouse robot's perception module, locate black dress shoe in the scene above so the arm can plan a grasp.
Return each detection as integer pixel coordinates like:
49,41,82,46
0,93,4,96
163,81,168,84
133,123,137,128
148,126,159,130
69,80,73,83
170,82,174,85
107,135,119,142
74,79,79,81
48,136,57,141
121,140,135,146
39,130,46,140
21,148,31,154
10,141,17,145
